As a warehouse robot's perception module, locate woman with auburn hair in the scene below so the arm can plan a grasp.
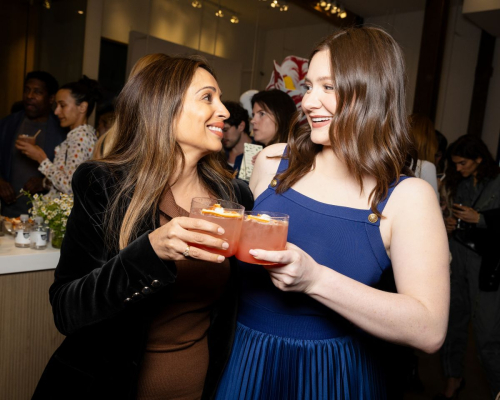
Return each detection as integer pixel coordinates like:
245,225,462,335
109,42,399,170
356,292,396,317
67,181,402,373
32,56,253,400
215,27,449,399
93,53,170,160
408,113,439,198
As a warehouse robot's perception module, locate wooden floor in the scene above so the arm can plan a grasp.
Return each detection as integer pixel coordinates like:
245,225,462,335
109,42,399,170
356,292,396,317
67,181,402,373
404,325,492,400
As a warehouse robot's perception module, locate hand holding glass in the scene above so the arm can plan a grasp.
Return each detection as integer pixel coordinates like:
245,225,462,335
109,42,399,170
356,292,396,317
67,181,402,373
189,198,244,257
236,211,289,265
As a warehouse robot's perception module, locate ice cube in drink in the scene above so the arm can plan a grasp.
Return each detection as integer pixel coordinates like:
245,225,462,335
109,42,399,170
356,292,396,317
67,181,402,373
188,198,244,257
236,212,289,265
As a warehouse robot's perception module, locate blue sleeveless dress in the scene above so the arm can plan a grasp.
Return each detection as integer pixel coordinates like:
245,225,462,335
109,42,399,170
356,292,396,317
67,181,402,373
216,156,408,400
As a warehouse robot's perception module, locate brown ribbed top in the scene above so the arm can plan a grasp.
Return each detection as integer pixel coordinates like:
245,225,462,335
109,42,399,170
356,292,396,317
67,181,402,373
136,190,230,400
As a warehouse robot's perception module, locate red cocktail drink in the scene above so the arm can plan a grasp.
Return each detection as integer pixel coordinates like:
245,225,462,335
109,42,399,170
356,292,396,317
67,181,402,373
236,212,289,265
189,198,244,257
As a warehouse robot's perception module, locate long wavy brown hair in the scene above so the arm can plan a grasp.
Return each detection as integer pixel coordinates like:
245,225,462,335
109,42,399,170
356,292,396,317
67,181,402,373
276,27,416,216
99,56,234,249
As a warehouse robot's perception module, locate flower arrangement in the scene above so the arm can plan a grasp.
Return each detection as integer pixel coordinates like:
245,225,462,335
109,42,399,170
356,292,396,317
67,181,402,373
22,190,73,248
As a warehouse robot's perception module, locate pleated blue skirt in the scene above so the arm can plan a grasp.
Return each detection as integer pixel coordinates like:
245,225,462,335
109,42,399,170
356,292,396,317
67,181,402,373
215,322,386,400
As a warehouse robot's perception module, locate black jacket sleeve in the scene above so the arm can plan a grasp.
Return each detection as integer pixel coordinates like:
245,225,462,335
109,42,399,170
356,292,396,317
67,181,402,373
49,162,177,336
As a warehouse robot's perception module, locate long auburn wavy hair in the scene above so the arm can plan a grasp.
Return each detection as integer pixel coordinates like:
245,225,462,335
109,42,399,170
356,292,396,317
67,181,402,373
276,27,416,216
99,56,234,249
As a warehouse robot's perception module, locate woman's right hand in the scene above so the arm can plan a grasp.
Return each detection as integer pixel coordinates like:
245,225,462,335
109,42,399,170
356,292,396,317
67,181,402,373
444,216,458,233
148,216,228,263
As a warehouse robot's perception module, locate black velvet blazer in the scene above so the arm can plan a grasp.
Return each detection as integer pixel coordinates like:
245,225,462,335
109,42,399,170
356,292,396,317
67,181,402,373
32,162,254,400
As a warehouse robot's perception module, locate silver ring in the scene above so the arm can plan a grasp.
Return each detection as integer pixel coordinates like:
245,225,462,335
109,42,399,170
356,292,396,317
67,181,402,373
183,245,190,257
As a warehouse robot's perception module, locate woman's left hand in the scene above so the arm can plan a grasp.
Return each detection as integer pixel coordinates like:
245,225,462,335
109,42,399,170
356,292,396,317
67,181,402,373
452,203,480,224
15,140,48,164
249,242,323,294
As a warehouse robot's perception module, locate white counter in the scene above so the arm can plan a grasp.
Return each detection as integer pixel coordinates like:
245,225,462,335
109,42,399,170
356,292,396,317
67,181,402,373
0,234,60,275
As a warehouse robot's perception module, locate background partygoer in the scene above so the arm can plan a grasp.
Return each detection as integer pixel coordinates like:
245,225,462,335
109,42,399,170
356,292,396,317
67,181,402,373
15,76,101,197
0,71,66,216
439,135,500,399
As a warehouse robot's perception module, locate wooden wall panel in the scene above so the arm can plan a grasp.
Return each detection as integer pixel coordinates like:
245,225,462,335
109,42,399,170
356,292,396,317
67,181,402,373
0,270,64,399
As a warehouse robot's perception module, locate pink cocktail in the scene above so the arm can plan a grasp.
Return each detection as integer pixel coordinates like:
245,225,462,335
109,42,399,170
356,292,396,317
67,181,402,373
236,211,289,265
189,198,244,257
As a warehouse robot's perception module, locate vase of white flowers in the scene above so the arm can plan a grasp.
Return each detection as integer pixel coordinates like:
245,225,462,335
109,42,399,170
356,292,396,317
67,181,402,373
22,191,73,249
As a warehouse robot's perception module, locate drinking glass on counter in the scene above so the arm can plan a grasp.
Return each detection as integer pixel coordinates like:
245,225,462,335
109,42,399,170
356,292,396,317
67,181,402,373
189,197,244,257
236,211,289,265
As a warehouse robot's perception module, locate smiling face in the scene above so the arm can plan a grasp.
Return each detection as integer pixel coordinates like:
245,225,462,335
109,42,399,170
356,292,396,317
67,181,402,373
451,155,482,178
301,49,337,146
175,68,229,156
54,89,88,130
23,79,53,121
250,103,277,146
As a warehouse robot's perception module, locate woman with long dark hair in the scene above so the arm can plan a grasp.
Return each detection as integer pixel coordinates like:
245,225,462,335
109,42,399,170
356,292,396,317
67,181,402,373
250,89,297,147
439,135,500,399
215,27,449,399
32,56,253,400
15,76,101,196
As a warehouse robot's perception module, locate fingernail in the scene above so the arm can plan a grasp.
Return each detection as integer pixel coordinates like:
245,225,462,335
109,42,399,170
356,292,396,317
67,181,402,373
217,255,225,263
249,249,257,256
222,242,229,249
218,228,225,234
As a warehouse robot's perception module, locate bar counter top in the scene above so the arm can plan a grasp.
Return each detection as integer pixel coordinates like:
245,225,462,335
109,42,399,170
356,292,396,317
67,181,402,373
0,233,60,275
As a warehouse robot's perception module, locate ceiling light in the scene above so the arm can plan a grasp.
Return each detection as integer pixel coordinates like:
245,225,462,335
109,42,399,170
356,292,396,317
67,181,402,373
280,4,288,11
230,15,239,23
215,9,224,17
339,11,347,18
77,10,84,14
192,1,202,8
43,0,51,9
320,1,327,7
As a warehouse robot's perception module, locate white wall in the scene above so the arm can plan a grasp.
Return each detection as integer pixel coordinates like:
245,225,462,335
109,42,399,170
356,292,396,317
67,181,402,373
101,0,256,97
482,39,500,157
256,23,335,90
435,4,482,143
365,10,425,113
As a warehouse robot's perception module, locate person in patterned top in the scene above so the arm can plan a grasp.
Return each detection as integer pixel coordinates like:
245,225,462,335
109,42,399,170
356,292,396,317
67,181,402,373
15,76,101,197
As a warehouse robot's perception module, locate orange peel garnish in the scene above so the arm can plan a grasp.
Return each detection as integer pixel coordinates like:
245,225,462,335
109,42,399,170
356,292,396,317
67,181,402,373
246,214,271,223
201,206,242,218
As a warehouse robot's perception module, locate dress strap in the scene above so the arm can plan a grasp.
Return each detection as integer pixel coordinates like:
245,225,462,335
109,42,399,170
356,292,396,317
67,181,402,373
377,176,412,214
267,147,289,190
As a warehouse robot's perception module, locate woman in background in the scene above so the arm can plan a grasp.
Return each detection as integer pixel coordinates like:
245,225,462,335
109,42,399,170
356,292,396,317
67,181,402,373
216,27,449,399
439,135,500,399
16,76,101,196
33,56,253,400
408,113,439,199
250,89,297,147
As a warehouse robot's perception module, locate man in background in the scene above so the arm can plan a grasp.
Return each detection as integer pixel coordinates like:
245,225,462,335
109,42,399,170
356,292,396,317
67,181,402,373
0,71,66,217
222,101,252,175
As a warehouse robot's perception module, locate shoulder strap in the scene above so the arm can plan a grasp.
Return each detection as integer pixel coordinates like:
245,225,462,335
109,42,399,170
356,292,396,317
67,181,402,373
377,176,412,213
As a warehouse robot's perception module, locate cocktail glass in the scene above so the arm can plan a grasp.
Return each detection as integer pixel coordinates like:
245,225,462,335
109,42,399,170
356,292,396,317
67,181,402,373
235,211,289,265
189,197,244,257
18,134,36,146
